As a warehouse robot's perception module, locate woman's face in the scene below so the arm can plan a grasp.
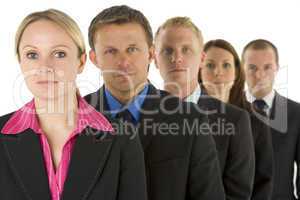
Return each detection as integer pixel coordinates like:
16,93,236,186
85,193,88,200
18,19,85,100
201,47,236,94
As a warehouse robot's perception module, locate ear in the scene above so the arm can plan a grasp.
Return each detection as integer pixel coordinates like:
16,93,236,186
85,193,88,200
89,49,97,65
153,48,159,69
198,51,206,70
148,45,155,62
77,53,87,74
275,63,279,72
200,51,206,63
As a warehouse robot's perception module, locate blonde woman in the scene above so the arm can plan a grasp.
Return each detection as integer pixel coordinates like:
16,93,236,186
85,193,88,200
0,9,147,200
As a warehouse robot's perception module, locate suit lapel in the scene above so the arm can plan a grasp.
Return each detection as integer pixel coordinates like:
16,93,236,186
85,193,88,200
2,129,51,200
137,84,161,151
61,128,114,200
269,92,288,133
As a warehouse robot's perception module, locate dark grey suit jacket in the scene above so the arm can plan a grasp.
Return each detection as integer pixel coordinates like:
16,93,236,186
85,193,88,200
84,83,225,200
197,95,256,200
268,92,300,200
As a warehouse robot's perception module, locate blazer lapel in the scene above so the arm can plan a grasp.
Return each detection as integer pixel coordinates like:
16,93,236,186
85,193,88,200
2,129,51,200
61,128,114,200
137,84,161,152
269,92,288,133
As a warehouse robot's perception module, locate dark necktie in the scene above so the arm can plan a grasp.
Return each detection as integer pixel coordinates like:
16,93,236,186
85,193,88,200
116,109,136,124
253,99,268,116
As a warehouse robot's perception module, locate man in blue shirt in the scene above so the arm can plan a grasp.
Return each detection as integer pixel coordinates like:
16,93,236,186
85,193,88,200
85,5,225,200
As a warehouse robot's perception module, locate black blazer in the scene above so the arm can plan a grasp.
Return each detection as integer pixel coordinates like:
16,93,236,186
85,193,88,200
197,95,255,200
246,103,274,200
0,112,147,200
84,83,226,200
268,92,300,200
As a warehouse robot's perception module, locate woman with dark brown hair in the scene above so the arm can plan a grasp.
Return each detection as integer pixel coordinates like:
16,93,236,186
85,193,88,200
200,39,274,200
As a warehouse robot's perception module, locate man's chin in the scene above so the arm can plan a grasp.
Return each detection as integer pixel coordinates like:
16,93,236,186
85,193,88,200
251,87,272,99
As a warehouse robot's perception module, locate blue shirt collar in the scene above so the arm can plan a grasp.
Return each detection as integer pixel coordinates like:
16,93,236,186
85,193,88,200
104,84,149,122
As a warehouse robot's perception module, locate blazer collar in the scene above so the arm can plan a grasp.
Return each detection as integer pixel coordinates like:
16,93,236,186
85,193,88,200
1,127,114,200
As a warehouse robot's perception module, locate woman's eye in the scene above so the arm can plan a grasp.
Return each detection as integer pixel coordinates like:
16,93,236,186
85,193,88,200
248,64,257,71
223,63,231,68
206,63,215,69
26,52,38,59
54,51,66,58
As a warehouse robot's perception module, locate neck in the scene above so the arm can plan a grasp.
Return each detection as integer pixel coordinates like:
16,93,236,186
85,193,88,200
204,84,231,103
34,92,78,134
250,88,273,99
164,79,198,99
107,81,148,104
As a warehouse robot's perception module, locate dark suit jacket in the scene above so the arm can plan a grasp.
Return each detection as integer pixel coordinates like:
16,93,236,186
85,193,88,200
267,92,300,200
246,103,274,200
197,95,255,200
84,83,225,200
0,112,147,200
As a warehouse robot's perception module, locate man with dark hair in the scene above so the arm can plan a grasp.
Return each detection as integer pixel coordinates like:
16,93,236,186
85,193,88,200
243,39,300,200
85,5,225,200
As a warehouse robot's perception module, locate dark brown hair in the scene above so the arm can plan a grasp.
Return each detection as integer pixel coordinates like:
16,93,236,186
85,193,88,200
200,39,248,108
241,39,279,65
88,5,153,50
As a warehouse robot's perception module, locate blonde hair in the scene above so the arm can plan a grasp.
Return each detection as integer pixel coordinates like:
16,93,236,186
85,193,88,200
15,9,86,61
155,17,203,46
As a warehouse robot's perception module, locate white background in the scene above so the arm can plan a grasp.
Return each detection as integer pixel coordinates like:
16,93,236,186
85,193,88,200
0,0,299,114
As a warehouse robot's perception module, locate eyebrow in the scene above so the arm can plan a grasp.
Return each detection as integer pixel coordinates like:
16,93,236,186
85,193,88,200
51,45,71,49
22,44,71,50
264,63,273,66
22,45,38,50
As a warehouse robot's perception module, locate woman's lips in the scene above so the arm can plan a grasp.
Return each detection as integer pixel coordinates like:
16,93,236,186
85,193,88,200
36,80,59,84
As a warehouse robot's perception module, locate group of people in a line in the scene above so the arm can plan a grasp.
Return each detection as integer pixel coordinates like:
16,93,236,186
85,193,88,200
0,5,299,200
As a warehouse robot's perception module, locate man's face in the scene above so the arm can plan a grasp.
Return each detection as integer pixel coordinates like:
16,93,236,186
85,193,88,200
243,48,278,98
154,26,202,90
90,23,153,94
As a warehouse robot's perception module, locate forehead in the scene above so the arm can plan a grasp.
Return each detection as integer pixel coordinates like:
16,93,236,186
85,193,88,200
19,20,75,48
94,23,148,47
244,48,277,64
205,47,234,60
157,26,199,46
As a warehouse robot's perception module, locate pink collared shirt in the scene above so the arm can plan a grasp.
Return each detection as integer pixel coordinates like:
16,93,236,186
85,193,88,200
1,96,113,200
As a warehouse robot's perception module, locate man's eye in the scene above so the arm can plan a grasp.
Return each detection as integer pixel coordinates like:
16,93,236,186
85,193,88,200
163,48,173,56
105,49,117,55
265,65,272,70
26,52,38,59
54,51,66,58
182,47,190,54
128,47,138,53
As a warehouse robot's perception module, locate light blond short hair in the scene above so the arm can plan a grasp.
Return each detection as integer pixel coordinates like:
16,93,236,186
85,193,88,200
155,16,203,46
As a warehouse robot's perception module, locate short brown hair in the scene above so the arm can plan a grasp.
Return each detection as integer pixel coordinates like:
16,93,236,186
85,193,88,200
154,16,203,46
200,39,247,108
242,39,279,65
88,5,153,50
